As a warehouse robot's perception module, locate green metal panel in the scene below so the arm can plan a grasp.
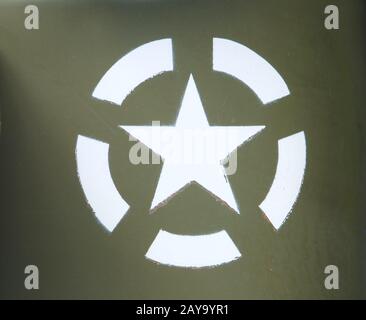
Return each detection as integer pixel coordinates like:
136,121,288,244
0,0,365,299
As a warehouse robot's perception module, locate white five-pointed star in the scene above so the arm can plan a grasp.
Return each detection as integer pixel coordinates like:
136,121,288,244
120,75,265,213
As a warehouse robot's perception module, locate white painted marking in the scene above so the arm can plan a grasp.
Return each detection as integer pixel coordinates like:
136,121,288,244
213,38,290,104
120,75,265,213
259,132,306,230
93,39,173,106
145,229,241,267
76,135,129,232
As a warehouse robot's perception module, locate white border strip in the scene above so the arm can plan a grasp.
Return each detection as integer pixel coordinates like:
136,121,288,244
76,135,129,231
146,229,241,268
93,39,173,106
259,132,306,230
213,38,290,104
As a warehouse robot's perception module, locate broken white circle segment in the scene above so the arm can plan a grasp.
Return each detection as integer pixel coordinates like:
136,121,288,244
92,39,173,106
213,38,290,104
76,135,129,232
145,229,241,267
259,132,306,230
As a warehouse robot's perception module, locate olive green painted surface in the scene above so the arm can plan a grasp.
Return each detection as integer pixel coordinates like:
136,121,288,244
0,0,365,299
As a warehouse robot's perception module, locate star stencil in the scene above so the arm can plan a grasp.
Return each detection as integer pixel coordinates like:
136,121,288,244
120,75,265,213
